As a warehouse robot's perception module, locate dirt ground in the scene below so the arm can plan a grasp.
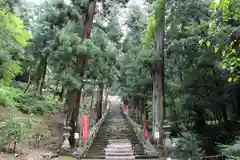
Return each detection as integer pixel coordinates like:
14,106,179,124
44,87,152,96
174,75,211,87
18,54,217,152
0,110,65,160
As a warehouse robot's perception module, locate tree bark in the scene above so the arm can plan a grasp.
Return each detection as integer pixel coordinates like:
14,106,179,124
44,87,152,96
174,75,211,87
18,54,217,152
103,84,108,113
59,86,65,101
66,0,97,149
53,80,59,98
96,83,104,122
36,56,48,95
24,68,32,93
152,0,165,144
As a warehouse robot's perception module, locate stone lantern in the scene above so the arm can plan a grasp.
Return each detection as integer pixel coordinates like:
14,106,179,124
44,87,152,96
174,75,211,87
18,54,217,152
163,120,172,158
61,125,72,152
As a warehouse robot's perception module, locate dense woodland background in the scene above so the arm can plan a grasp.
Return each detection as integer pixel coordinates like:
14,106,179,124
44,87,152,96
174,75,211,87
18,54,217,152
0,0,240,159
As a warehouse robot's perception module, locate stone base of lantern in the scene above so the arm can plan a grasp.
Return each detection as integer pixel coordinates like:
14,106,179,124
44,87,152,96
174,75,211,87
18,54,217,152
60,125,73,155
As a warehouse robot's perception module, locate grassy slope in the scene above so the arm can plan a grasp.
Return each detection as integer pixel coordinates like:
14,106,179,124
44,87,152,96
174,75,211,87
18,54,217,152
0,83,93,159
0,84,64,152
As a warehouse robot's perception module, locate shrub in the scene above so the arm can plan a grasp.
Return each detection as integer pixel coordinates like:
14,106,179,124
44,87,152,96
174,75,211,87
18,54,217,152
15,92,59,115
0,86,21,107
0,84,60,115
218,141,240,158
0,117,31,152
172,132,203,160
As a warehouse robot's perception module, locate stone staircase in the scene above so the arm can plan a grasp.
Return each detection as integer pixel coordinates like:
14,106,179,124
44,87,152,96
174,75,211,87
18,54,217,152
81,103,159,159
105,139,135,159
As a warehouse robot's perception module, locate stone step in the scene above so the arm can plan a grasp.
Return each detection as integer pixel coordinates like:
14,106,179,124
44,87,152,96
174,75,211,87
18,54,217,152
106,144,132,149
87,149,145,155
96,133,137,136
94,139,139,142
93,141,140,144
108,142,132,145
95,136,137,138
88,148,144,152
105,148,133,152
105,151,134,156
88,145,143,149
86,153,145,157
87,150,145,155
109,139,130,143
84,105,146,158
82,159,158,160
93,142,139,145
105,155,135,160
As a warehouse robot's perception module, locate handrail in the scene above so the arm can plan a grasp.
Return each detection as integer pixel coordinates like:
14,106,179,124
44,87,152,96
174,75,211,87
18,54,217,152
120,105,159,157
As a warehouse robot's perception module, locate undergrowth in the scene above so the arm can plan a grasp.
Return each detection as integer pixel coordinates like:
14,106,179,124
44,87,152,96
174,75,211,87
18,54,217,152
0,84,60,115
0,83,62,152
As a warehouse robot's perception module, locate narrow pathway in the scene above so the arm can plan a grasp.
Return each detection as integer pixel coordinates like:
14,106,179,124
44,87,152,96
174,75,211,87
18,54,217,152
82,102,147,159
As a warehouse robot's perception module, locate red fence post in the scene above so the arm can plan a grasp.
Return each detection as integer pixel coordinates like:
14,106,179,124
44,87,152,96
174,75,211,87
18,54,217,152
82,115,89,142
143,119,147,140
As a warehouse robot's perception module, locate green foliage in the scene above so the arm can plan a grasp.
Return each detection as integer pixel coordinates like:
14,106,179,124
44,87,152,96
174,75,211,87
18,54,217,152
205,0,240,82
219,141,240,158
0,4,30,86
0,7,31,47
0,116,31,151
1,60,22,85
0,110,51,151
154,0,165,27
0,85,59,115
0,85,21,107
211,0,240,23
1,0,240,156
142,15,156,47
173,133,204,160
117,0,240,156
16,91,59,115
142,0,165,47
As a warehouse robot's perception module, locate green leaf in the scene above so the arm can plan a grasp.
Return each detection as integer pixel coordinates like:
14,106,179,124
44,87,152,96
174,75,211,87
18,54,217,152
234,77,238,82
234,14,238,20
206,41,211,48
232,49,236,53
222,50,226,56
228,77,232,82
199,40,203,46
221,64,227,70
214,46,219,53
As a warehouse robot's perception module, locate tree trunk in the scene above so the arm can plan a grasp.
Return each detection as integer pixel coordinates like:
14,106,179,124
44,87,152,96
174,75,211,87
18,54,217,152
96,83,104,122
152,0,165,144
90,85,95,126
140,100,144,123
54,80,59,98
69,90,81,148
65,0,97,149
59,86,65,101
152,70,164,143
194,108,206,134
36,56,48,95
133,104,137,121
24,68,32,93
90,89,94,110
103,85,108,113
64,91,71,113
